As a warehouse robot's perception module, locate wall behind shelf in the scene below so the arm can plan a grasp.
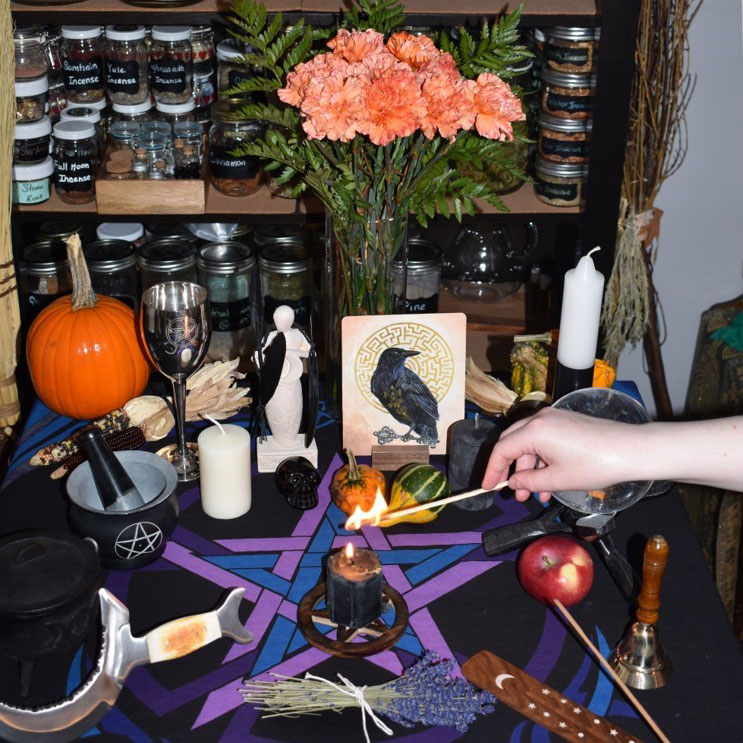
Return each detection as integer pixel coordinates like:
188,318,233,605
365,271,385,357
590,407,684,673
617,0,743,416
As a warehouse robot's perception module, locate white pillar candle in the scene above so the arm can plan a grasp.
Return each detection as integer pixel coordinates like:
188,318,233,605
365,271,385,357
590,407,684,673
198,423,251,519
557,247,605,370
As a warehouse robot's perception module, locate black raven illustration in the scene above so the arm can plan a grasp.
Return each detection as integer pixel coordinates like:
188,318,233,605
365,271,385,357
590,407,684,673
370,347,439,445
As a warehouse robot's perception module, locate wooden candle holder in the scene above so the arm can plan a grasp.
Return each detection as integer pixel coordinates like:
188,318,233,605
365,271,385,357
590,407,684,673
297,582,408,658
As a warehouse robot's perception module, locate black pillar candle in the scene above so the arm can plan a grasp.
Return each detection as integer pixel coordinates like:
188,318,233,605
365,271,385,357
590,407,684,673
326,546,383,629
552,361,594,402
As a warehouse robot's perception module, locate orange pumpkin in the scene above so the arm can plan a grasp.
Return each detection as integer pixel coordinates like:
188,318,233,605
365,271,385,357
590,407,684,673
330,449,386,516
26,234,150,420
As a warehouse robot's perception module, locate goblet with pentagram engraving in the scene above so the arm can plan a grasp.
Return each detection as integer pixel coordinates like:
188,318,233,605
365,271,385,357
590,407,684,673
141,282,211,481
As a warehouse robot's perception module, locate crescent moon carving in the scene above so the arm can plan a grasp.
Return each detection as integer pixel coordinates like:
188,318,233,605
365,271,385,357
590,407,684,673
495,673,515,689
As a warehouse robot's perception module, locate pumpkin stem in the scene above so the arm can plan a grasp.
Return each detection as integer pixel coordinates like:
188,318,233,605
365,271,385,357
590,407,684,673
66,233,97,311
345,448,361,483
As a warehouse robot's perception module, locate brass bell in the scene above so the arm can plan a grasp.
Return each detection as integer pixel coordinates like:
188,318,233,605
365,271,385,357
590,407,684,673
611,534,671,689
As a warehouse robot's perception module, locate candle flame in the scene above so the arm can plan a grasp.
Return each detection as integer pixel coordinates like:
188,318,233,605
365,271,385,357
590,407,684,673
344,488,388,530
345,542,354,559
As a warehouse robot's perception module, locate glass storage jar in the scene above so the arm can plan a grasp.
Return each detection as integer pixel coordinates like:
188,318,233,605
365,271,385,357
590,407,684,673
140,120,172,137
12,156,54,205
19,240,72,320
208,100,262,196
150,26,192,104
537,112,591,164
190,25,215,78
173,119,203,161
15,76,48,122
37,222,83,242
48,81,66,123
52,120,98,204
544,27,597,74
109,120,141,150
14,32,48,80
112,98,153,123
533,156,587,207
216,40,260,99
14,115,52,165
197,240,256,363
258,237,313,328
156,98,195,127
83,239,140,309
104,25,149,105
61,26,105,104
391,238,442,313
44,29,64,81
96,222,145,247
137,238,198,290
144,223,198,243
540,68,595,120
60,106,104,156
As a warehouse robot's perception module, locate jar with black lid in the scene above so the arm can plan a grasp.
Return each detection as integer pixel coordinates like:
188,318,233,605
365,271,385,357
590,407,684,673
52,120,98,205
540,68,595,120
258,237,313,328
197,240,256,363
537,112,591,164
83,239,140,309
104,25,149,105
544,27,597,74
391,238,442,313
150,26,192,105
60,26,105,104
144,223,198,243
37,222,83,242
14,115,52,164
533,156,588,207
137,238,198,290
19,241,72,320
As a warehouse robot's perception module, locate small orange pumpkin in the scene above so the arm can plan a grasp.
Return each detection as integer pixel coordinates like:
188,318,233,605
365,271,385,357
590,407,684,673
26,234,150,420
330,449,386,516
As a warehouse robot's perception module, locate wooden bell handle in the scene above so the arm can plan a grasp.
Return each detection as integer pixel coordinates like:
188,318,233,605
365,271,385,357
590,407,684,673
636,534,669,624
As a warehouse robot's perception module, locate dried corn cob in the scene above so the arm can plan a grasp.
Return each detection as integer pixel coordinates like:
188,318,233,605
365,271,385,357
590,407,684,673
30,409,131,466
50,426,146,480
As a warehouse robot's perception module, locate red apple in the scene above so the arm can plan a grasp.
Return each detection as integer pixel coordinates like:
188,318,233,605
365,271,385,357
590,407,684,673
517,535,594,607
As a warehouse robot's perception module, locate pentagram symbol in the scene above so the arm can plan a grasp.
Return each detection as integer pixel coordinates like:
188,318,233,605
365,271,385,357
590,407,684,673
354,322,455,412
115,522,163,560
164,317,198,354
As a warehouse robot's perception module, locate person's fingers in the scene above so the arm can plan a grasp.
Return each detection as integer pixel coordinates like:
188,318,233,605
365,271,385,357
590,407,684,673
481,417,535,488
509,465,561,496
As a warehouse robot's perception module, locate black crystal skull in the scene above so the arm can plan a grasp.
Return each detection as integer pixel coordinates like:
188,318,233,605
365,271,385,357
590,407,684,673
275,457,321,510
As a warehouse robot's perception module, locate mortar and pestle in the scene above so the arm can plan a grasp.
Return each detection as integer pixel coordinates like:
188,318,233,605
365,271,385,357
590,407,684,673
66,429,179,570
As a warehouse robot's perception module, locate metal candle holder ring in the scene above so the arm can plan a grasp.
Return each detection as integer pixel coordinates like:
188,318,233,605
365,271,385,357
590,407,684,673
297,582,408,658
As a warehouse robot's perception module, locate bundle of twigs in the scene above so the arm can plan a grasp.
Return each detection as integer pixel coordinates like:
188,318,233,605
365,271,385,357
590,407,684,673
0,0,22,431
601,0,701,419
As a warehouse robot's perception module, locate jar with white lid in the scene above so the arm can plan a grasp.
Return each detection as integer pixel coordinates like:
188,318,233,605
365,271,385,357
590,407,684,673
13,156,54,205
14,115,52,164
533,156,588,207
52,119,99,204
96,222,145,247
61,26,105,104
537,112,591,164
156,98,195,127
544,27,597,74
540,68,595,120
112,98,153,123
150,26,192,104
216,40,260,99
391,238,442,313
60,105,104,154
16,76,48,123
105,25,149,105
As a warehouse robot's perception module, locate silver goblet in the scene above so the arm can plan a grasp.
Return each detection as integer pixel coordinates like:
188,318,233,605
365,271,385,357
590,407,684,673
141,281,211,481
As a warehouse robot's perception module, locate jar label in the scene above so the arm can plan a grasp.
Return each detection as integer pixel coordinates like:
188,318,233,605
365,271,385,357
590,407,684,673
535,179,579,202
62,57,104,92
151,58,189,94
540,135,588,159
209,144,258,180
54,153,95,192
545,44,591,67
210,297,251,331
14,137,49,164
12,178,49,204
545,91,592,114
264,295,311,328
106,59,141,95
227,70,260,100
395,294,439,313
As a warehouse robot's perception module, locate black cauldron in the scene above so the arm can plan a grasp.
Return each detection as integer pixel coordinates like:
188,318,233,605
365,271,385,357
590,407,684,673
0,531,100,698
66,450,179,570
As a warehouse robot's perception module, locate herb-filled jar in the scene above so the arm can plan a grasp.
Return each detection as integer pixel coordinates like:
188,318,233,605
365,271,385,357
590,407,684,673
534,156,587,207
13,156,54,205
53,120,98,204
258,238,313,328
137,239,198,290
83,239,140,309
96,222,145,247
61,26,105,104
540,68,595,120
14,115,52,164
216,40,259,99
150,26,192,105
156,98,195,127
14,32,48,80
190,25,215,77
544,27,597,74
197,240,256,363
208,100,262,196
105,25,149,105
15,76,48,122
112,98,153,123
19,241,72,320
537,112,591,164
391,238,442,313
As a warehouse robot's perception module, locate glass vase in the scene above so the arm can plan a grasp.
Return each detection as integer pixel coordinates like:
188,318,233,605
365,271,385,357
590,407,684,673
323,210,408,416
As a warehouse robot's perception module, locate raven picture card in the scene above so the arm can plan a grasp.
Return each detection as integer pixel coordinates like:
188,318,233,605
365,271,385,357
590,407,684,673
341,313,467,455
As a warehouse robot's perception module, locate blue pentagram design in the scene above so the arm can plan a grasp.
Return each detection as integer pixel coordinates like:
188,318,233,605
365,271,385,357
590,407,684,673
114,521,164,559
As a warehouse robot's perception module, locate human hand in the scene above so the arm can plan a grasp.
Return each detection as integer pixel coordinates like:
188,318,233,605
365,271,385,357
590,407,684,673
482,407,636,502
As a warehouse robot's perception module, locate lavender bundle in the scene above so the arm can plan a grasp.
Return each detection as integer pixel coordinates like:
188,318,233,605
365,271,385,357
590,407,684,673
241,652,496,738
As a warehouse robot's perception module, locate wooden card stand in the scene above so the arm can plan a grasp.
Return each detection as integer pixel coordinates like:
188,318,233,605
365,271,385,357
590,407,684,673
371,444,429,471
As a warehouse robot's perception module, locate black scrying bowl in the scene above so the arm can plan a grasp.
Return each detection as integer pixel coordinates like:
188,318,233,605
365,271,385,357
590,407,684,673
66,451,179,569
